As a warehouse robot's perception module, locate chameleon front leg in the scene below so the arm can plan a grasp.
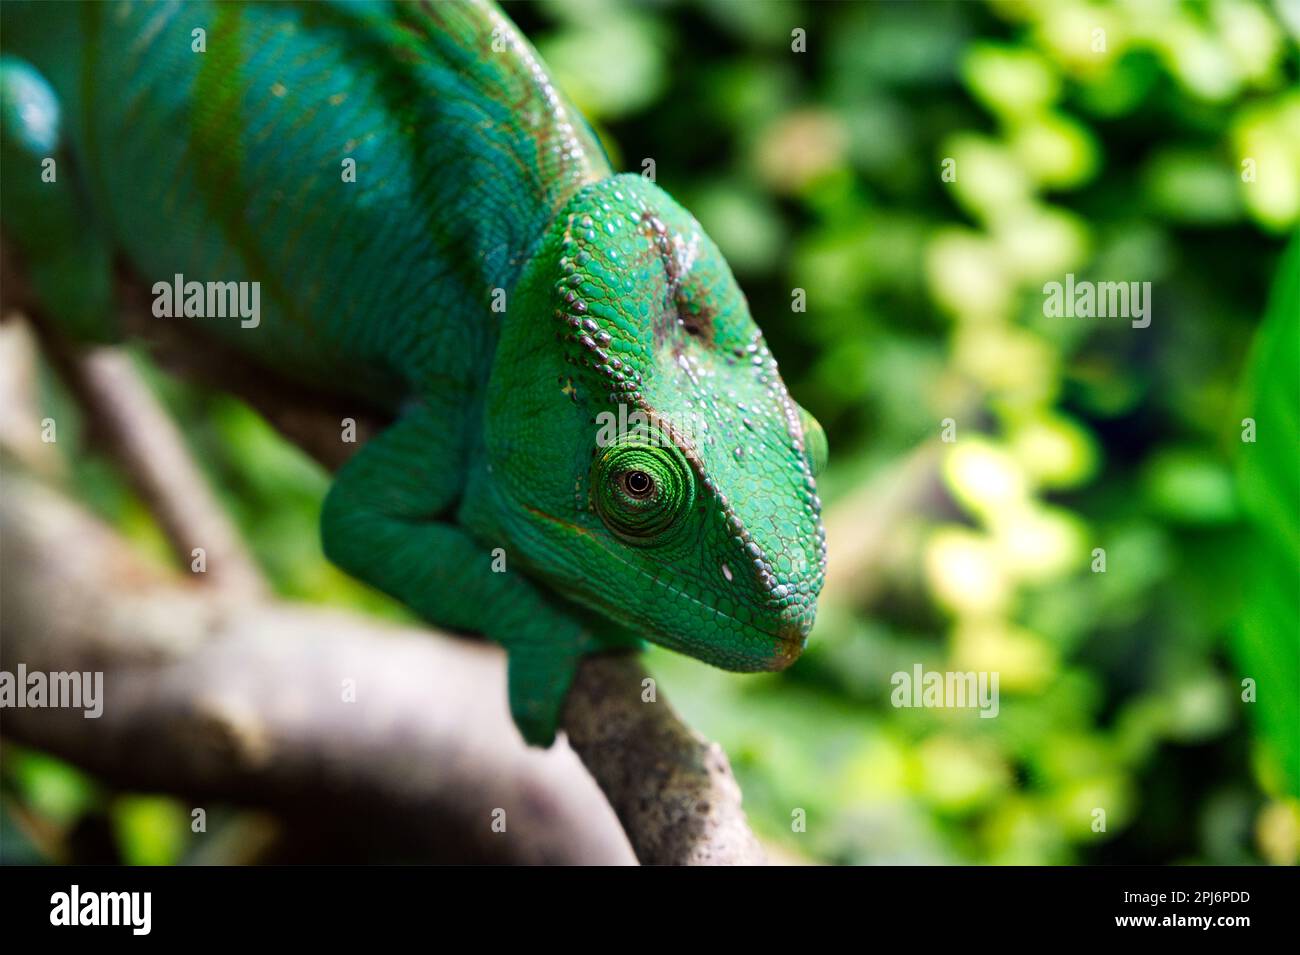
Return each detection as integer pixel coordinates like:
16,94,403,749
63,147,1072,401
320,396,598,746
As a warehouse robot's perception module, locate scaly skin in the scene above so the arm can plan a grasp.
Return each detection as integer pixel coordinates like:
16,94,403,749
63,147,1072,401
0,0,827,745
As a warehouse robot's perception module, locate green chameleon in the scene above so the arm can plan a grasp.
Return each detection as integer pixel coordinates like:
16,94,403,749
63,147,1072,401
1,0,827,745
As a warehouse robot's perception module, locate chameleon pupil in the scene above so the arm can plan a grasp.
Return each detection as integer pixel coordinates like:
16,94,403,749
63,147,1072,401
624,470,653,498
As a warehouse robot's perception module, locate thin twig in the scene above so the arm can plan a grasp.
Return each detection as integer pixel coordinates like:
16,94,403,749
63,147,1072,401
72,346,267,599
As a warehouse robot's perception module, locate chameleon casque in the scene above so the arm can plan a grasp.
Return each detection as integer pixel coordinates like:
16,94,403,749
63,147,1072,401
0,0,827,745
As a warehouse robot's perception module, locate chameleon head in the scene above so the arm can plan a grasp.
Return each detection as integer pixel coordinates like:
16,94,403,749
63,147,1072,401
485,174,827,671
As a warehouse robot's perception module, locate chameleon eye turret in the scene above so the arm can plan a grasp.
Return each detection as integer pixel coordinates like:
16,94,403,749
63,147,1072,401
591,436,695,544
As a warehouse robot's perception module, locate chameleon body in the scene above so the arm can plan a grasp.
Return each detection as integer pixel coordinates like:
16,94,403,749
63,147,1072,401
1,0,827,745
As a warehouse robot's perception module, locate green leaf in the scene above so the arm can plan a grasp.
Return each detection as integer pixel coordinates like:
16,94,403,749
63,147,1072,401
1234,230,1300,798
112,796,189,866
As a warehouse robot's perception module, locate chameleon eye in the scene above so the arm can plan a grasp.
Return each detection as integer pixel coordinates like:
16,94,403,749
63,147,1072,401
621,469,654,499
592,437,694,544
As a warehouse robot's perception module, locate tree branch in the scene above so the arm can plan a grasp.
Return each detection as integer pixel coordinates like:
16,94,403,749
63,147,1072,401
0,469,636,864
563,655,765,864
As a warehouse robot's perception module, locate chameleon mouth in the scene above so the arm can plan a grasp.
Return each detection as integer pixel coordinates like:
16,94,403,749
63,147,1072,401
582,526,813,655
519,503,809,665
564,547,814,669
767,621,810,665
772,620,810,647
577,584,806,671
640,606,808,671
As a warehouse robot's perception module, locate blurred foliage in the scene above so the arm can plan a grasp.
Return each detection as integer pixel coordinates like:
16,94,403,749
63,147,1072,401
3,0,1298,866
1237,232,1300,809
